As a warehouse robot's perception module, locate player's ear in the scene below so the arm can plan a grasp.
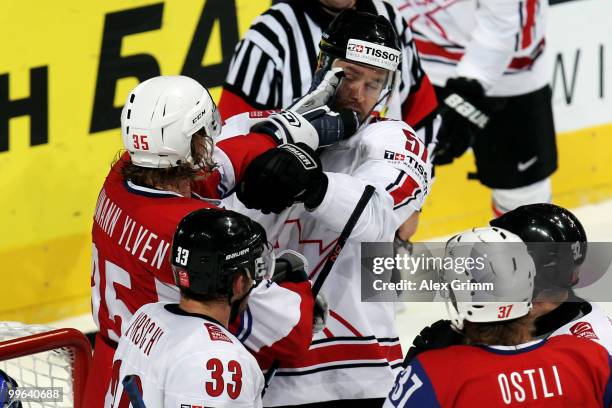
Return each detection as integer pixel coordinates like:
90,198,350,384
232,271,252,299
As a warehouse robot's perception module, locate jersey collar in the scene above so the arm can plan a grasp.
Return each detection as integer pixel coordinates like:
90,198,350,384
163,303,226,328
480,339,546,355
124,180,184,198
124,180,207,201
533,291,591,338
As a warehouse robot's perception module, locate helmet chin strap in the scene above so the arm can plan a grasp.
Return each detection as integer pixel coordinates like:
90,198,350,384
445,299,465,331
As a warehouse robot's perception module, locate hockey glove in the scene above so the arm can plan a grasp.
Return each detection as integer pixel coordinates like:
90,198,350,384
272,250,309,283
304,106,359,147
251,68,359,149
289,67,344,114
251,110,320,150
403,319,463,366
292,67,359,146
433,77,490,165
313,294,329,334
237,143,328,214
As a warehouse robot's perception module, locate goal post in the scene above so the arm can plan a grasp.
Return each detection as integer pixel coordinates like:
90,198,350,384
0,322,92,408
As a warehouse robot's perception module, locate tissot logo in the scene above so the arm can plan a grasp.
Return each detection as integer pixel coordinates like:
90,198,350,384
346,41,400,63
346,39,401,70
383,150,405,161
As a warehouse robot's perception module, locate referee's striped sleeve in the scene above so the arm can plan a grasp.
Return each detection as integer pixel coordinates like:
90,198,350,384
220,3,322,119
219,38,280,119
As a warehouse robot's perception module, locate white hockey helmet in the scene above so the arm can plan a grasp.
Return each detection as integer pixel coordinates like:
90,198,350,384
120,75,221,168
442,227,536,330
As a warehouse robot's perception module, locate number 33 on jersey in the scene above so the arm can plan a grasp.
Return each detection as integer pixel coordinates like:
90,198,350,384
106,302,264,408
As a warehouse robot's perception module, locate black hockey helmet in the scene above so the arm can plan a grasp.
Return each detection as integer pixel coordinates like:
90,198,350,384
170,208,274,298
320,9,401,63
490,203,587,292
318,9,402,121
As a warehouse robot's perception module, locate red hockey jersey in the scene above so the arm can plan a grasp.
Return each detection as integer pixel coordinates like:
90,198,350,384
87,119,313,407
92,130,275,344
384,335,612,407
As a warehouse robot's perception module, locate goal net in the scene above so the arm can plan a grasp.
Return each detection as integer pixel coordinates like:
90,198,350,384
0,322,91,408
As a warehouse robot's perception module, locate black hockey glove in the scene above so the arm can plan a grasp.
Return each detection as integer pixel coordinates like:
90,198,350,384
433,77,490,165
303,106,359,147
237,143,328,214
403,319,463,366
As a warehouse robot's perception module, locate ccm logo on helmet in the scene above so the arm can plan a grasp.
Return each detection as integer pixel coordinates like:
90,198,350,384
192,109,206,124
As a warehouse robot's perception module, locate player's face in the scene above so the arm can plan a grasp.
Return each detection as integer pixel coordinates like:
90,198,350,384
332,60,388,122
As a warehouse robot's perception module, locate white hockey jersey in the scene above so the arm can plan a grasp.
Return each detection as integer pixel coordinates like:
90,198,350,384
221,114,433,405
547,301,612,353
105,302,264,408
392,0,551,96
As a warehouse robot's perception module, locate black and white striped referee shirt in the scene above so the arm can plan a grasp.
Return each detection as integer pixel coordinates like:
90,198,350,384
218,0,439,137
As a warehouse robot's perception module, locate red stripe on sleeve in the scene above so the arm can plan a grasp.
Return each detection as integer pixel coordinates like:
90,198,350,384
390,176,420,206
218,89,258,121
252,281,315,364
215,133,276,184
415,39,463,62
329,310,363,337
402,74,439,129
280,341,403,369
521,0,537,49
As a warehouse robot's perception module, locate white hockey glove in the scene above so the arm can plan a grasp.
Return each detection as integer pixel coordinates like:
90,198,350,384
288,67,344,114
272,250,309,283
250,68,358,150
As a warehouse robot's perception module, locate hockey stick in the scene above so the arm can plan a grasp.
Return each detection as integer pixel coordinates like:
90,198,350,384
122,375,146,408
262,184,376,395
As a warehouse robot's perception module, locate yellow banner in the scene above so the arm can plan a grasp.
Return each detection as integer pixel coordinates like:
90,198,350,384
0,0,611,323
0,0,271,322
